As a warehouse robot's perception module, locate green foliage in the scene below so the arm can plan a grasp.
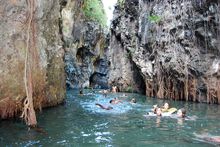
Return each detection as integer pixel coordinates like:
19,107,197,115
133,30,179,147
125,47,136,59
83,0,107,28
148,15,161,23
118,0,125,8
126,85,133,93
127,47,135,54
63,27,68,33
125,52,131,59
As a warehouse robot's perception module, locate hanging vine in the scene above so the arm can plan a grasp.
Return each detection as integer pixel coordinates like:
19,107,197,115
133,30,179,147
20,0,37,127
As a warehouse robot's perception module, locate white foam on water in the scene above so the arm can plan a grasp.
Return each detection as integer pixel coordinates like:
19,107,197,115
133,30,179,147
79,95,133,115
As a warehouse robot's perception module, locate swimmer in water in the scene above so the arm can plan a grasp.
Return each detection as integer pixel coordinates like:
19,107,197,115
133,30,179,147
112,86,117,93
109,98,122,104
204,136,220,143
79,89,83,95
95,103,113,110
194,133,220,144
130,98,136,104
151,104,158,114
156,108,162,116
177,108,186,118
103,89,108,97
161,102,169,112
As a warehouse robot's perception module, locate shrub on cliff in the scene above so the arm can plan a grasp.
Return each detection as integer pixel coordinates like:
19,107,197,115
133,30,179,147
83,0,107,28
126,86,134,93
118,0,125,8
148,15,161,23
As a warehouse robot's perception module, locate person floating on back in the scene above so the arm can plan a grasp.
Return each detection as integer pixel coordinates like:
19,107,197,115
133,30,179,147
95,103,113,110
161,102,169,112
150,103,177,116
161,102,177,114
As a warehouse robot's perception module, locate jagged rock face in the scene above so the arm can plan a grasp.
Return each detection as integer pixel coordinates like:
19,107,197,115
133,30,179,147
108,0,146,94
0,0,65,118
109,0,220,103
61,0,109,89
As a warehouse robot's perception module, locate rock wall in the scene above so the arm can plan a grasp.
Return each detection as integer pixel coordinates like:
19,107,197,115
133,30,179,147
108,0,146,94
109,0,220,103
0,0,65,119
61,0,109,89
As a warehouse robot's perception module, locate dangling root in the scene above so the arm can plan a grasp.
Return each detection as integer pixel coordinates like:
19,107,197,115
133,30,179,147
157,77,164,99
20,97,37,127
21,0,37,127
0,97,21,119
20,98,30,124
146,80,153,97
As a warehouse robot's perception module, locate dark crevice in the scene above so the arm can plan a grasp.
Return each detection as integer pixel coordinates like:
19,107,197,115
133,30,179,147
130,57,146,95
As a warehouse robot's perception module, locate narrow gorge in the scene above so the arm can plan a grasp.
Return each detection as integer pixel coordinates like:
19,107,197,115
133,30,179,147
0,0,219,122
1,0,220,146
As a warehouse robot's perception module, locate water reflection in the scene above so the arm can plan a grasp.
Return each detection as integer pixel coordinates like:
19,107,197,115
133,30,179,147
156,117,161,127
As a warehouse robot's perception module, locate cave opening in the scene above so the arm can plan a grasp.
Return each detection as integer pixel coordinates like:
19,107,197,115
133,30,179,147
131,60,146,95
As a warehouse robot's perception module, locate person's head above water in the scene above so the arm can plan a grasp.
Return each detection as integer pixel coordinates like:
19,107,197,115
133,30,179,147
156,108,162,116
79,89,83,95
109,98,117,104
163,102,169,110
109,98,122,104
153,104,158,108
177,108,186,118
109,100,114,104
130,98,136,103
152,104,158,113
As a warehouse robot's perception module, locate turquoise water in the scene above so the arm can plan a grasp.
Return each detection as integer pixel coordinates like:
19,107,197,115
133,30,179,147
1,89,220,147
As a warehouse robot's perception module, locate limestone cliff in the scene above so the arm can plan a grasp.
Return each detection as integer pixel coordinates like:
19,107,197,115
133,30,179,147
0,0,65,119
0,0,110,119
109,0,220,103
61,0,110,89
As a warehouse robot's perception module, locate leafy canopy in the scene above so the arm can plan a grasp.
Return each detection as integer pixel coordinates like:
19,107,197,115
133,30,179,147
118,0,125,8
83,0,107,28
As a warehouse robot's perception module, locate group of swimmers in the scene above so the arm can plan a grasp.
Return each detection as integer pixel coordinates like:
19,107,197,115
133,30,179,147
80,87,220,144
95,97,136,110
96,86,186,118
101,85,117,97
150,102,186,118
81,87,186,118
95,85,140,110
80,87,220,145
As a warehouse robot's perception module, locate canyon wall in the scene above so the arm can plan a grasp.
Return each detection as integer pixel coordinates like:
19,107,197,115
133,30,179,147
0,0,65,119
0,0,110,119
109,0,220,103
62,0,110,89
